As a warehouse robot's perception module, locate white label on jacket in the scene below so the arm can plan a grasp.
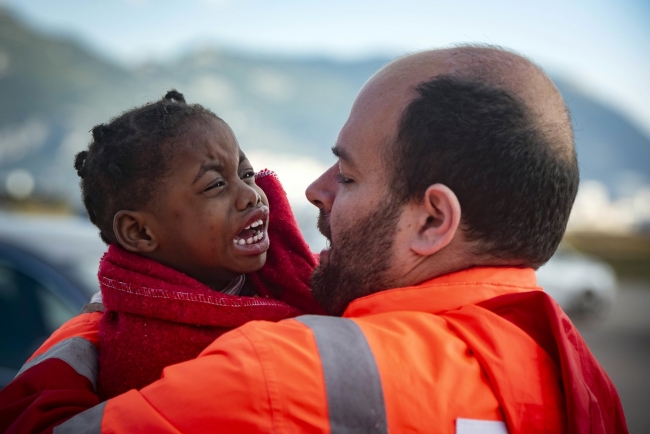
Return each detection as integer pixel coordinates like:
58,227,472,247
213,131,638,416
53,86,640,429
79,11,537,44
456,418,508,434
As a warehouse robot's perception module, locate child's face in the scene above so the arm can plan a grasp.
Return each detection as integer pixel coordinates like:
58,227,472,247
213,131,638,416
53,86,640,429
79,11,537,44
146,116,269,290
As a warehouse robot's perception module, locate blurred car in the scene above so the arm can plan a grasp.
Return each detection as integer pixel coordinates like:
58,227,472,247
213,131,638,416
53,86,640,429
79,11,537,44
536,244,617,315
0,212,106,388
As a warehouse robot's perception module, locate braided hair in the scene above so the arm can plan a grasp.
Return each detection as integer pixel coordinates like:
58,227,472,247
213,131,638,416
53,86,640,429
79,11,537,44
74,90,220,244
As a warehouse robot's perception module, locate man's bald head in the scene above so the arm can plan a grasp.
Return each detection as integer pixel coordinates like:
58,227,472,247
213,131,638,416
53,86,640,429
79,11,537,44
364,45,579,268
372,45,574,159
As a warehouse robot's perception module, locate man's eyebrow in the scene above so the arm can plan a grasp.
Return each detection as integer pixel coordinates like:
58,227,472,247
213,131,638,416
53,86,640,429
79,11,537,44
331,146,356,168
193,162,224,184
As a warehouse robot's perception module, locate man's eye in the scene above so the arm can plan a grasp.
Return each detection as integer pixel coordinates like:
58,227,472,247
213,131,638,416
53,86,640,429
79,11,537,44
336,174,353,184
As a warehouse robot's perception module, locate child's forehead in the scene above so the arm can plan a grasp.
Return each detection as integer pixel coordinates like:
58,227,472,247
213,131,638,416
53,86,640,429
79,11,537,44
189,116,233,140
174,117,244,164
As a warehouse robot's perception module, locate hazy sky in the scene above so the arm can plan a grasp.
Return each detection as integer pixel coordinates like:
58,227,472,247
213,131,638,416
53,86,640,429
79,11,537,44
2,0,650,135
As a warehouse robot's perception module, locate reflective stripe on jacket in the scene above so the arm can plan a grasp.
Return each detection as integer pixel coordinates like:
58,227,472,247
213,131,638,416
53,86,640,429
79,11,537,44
56,267,581,433
0,312,102,434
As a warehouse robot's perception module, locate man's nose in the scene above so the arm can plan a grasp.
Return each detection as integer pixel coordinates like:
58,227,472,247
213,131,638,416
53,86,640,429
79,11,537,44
236,181,261,211
305,163,338,213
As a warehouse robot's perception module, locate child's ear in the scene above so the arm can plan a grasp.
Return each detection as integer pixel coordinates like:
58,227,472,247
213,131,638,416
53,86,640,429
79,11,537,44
409,184,461,257
113,210,158,253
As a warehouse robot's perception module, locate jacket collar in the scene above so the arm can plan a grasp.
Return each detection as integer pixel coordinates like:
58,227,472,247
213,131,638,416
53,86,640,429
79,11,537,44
343,266,542,318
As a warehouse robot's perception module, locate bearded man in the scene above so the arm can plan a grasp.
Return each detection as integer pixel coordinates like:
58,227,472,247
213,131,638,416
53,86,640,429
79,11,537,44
1,45,627,433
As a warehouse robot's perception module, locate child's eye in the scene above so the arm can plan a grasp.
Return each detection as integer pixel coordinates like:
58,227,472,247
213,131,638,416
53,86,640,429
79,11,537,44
241,171,255,180
204,180,225,191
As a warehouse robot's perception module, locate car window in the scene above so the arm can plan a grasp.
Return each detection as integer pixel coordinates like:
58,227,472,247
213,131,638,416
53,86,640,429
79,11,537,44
0,260,76,371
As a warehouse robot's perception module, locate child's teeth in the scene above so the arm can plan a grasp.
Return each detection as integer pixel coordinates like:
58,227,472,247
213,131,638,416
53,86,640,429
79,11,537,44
250,220,261,228
234,221,267,246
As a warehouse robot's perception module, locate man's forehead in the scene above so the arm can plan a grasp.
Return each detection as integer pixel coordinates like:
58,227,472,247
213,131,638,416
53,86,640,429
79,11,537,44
336,77,410,163
331,145,354,167
335,120,388,173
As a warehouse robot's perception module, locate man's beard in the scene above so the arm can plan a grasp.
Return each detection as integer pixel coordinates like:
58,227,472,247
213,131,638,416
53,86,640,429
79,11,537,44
311,199,402,316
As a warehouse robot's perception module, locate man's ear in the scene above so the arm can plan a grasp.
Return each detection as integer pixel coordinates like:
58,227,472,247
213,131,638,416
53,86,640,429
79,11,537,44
113,210,158,253
410,184,461,256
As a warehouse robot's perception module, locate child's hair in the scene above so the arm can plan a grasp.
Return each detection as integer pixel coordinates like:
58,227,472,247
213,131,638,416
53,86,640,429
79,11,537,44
74,90,220,244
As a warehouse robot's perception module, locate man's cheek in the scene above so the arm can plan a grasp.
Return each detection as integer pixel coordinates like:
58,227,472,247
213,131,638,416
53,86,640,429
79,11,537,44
332,196,362,230
328,214,347,247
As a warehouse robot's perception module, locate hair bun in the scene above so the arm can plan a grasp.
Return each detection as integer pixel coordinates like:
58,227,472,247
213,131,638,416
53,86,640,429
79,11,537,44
164,89,186,103
91,124,110,143
74,151,88,178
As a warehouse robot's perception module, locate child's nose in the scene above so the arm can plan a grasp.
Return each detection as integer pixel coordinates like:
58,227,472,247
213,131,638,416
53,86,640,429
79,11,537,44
236,183,261,211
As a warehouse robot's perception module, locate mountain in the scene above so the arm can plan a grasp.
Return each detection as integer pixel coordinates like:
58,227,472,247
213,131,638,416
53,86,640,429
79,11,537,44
149,48,386,161
0,10,132,127
0,8,648,210
0,8,142,203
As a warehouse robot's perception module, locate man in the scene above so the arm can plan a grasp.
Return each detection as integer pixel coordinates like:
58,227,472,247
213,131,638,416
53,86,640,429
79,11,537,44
0,45,627,433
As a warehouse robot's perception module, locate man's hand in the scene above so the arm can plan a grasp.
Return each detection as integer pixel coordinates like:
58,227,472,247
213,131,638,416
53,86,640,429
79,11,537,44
80,292,105,313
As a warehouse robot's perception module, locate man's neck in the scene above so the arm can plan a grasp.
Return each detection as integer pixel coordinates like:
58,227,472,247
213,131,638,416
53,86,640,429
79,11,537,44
390,244,523,290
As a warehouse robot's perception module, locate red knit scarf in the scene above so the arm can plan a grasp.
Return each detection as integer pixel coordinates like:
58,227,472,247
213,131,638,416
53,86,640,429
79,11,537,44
98,171,324,399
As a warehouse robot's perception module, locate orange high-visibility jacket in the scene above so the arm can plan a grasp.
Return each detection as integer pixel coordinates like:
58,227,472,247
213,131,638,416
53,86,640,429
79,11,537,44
7,267,627,433
0,311,102,434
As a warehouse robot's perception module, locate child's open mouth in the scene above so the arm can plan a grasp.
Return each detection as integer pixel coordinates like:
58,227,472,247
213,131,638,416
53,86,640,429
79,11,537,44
233,219,265,245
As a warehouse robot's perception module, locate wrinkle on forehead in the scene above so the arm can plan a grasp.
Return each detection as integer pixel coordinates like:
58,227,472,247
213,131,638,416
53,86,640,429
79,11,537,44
166,116,241,181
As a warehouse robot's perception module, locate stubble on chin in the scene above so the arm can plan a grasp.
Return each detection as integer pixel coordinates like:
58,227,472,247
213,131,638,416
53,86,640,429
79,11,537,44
310,202,402,316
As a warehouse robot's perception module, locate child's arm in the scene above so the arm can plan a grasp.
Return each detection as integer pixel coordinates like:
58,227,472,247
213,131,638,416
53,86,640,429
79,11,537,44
0,311,102,434
249,170,325,314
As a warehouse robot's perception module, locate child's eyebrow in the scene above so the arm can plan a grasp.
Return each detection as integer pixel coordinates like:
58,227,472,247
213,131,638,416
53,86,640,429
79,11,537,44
193,162,224,184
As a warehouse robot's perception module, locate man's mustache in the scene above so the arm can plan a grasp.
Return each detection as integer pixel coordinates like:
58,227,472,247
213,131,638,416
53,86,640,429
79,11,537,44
317,210,332,243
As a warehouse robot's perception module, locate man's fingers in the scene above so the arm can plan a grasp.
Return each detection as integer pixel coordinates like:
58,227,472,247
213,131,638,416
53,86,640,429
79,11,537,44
80,302,105,314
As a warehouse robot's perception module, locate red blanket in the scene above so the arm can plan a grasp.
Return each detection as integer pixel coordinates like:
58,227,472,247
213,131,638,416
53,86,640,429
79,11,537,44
99,171,324,399
475,291,628,434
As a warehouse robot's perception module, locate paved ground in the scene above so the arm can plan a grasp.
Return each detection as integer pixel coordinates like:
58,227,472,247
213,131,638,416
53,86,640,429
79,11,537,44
575,279,650,434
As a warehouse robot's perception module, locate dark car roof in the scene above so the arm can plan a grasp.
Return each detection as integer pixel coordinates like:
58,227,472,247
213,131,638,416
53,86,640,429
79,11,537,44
0,212,106,295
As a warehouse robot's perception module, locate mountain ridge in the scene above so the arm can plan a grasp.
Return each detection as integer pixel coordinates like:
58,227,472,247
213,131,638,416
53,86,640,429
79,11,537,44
0,8,648,207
